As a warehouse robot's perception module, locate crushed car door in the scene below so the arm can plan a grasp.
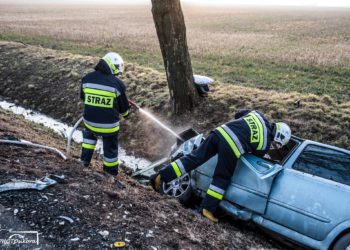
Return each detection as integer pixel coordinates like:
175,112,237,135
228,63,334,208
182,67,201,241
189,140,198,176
227,154,283,214
195,154,283,214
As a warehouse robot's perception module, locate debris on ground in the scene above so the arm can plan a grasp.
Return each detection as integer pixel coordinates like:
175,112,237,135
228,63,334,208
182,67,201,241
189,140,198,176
0,105,284,249
0,175,64,193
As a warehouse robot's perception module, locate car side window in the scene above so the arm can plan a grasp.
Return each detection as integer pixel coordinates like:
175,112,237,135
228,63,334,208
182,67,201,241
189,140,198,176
293,145,350,186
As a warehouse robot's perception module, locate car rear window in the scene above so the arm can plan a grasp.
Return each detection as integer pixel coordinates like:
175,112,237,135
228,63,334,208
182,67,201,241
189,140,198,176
293,145,350,186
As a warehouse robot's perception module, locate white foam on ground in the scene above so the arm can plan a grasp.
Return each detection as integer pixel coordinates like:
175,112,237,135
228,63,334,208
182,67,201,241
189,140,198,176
0,100,151,170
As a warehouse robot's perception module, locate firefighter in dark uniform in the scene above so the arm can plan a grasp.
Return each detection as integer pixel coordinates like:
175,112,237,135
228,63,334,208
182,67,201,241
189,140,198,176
151,109,291,222
80,52,129,176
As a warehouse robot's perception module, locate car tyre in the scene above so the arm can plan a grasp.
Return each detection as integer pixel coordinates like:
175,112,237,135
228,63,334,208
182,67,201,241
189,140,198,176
178,182,196,207
333,233,350,250
161,173,197,207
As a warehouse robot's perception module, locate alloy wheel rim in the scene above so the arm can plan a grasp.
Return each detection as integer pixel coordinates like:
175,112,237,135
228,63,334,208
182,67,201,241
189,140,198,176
162,173,190,198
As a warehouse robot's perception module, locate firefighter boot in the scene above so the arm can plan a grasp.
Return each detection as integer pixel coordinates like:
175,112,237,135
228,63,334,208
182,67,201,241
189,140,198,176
202,208,218,223
150,174,162,192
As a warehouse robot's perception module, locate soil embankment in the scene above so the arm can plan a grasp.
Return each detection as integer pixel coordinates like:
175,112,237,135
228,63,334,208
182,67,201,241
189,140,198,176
0,41,349,156
3,40,346,249
0,109,282,249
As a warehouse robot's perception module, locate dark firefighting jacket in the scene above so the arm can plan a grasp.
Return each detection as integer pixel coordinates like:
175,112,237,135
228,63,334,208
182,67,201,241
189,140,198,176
212,109,275,159
80,59,129,136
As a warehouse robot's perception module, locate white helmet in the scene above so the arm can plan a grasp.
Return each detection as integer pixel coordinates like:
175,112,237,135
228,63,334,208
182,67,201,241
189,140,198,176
274,122,291,146
102,52,124,75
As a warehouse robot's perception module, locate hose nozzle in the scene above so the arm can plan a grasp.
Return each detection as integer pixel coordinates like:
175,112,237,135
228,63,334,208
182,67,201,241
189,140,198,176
129,100,140,109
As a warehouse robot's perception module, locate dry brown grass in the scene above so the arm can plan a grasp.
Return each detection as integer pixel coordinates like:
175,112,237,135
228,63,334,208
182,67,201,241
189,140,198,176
1,4,349,101
0,4,349,67
0,41,349,150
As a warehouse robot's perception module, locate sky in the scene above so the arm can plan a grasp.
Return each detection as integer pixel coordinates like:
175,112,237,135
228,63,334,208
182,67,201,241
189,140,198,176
0,0,349,7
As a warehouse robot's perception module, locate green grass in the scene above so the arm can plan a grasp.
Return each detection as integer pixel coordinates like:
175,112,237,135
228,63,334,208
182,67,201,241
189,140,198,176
1,32,349,102
194,54,350,101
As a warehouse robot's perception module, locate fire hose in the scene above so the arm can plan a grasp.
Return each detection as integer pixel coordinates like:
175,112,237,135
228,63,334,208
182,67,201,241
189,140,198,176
0,139,67,160
66,116,83,156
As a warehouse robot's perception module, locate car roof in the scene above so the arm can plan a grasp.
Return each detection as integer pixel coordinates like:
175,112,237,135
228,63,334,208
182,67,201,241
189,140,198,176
296,136,350,154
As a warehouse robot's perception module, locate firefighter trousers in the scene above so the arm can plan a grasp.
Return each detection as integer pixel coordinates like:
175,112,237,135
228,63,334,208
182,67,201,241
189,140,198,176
81,128,119,176
159,133,238,213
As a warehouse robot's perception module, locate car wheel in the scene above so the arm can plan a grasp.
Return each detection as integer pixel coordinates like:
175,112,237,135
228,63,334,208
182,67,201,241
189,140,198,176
333,233,350,250
161,173,196,206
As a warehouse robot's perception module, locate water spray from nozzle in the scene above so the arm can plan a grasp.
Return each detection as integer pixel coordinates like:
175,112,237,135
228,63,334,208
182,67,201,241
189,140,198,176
129,100,184,142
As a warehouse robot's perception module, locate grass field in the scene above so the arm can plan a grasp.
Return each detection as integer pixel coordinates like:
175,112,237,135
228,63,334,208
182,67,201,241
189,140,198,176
0,4,349,101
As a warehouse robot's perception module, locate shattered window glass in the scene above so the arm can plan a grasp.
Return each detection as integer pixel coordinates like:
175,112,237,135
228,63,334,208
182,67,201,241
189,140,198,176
293,145,350,186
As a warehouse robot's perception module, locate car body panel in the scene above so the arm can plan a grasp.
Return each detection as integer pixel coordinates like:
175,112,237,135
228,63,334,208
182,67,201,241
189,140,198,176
265,168,350,241
135,131,350,250
251,216,350,250
195,154,283,214
191,138,350,249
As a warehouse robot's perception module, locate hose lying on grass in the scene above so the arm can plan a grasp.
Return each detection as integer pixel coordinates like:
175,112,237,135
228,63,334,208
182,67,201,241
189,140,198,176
0,139,67,160
66,116,83,157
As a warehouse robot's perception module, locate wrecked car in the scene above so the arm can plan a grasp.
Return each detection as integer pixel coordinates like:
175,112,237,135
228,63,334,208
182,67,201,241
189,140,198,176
134,129,350,250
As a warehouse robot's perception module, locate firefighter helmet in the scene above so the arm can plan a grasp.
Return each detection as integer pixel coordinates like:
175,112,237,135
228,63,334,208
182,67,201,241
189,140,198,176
274,122,291,146
102,52,124,75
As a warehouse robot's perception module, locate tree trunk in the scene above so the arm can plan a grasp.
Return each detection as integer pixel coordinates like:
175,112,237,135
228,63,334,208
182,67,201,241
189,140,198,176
151,0,199,114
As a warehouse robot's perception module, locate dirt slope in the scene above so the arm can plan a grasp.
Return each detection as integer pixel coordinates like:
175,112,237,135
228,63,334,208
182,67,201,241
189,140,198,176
0,41,349,159
0,109,283,249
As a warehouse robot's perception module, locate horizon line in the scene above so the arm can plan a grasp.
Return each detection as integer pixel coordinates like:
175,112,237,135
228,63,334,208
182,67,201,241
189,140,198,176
0,2,350,8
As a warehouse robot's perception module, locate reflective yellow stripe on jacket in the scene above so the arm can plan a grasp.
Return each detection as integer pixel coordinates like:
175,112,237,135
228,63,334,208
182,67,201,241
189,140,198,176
171,159,186,178
216,126,244,159
83,88,116,98
84,122,119,134
121,110,129,117
82,143,96,150
83,119,120,134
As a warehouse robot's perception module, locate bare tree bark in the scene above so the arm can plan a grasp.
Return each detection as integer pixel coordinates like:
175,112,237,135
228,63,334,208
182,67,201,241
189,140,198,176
151,0,199,114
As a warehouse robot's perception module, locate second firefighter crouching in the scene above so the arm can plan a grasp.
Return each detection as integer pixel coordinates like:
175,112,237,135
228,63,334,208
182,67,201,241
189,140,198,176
151,109,291,223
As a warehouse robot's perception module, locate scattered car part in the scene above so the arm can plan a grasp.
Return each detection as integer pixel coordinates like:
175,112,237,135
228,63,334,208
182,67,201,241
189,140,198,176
132,128,200,184
66,116,83,156
47,174,66,184
0,139,67,160
114,241,126,248
193,74,214,97
132,157,168,181
58,216,74,224
0,175,64,193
